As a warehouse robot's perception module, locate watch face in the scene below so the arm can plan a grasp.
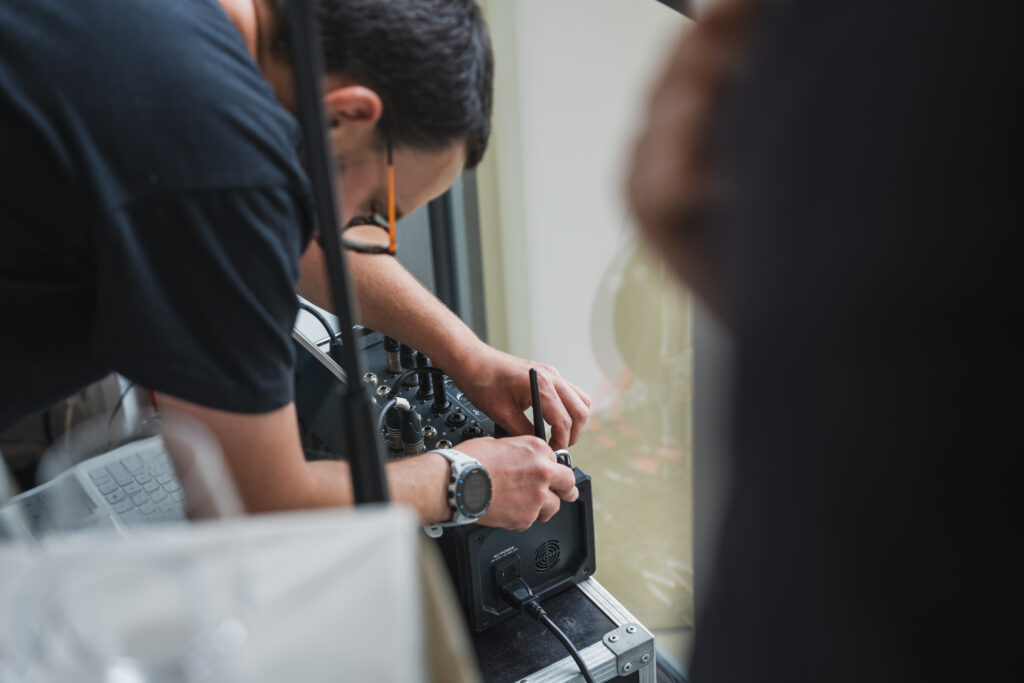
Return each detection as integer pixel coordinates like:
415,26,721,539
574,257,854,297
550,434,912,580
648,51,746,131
459,467,492,516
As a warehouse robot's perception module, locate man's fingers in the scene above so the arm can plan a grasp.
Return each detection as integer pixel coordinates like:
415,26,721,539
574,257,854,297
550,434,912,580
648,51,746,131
547,462,579,502
539,376,573,450
500,410,535,438
528,366,574,449
574,384,592,408
463,435,580,531
521,367,591,449
555,381,590,447
536,490,562,524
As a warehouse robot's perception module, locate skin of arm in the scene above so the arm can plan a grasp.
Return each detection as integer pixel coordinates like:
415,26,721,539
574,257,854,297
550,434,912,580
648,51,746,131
156,393,578,529
297,234,592,449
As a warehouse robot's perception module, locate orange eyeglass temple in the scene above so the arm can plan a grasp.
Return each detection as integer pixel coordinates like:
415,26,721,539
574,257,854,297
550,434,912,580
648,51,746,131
386,138,396,255
387,163,396,254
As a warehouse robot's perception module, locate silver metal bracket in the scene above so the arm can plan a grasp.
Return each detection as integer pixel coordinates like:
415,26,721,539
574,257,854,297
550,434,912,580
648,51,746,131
602,622,654,677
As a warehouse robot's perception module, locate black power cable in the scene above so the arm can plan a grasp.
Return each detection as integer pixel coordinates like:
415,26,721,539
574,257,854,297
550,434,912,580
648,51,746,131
499,577,597,683
389,366,446,396
298,300,341,347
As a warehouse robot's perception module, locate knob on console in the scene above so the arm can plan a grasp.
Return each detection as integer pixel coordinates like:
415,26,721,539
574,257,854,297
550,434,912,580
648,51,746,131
431,372,451,413
385,405,403,451
461,423,484,439
400,344,419,386
401,410,425,455
446,411,468,428
415,353,433,399
384,336,403,374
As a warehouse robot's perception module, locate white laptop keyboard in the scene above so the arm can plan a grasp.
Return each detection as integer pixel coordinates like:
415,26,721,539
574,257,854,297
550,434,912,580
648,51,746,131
4,437,187,540
84,441,186,526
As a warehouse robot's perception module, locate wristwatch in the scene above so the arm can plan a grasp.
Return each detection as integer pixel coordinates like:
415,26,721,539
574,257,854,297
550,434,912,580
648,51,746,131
424,448,492,536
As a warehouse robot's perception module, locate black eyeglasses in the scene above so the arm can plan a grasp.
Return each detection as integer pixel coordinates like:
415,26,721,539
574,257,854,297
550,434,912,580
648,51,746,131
339,137,396,255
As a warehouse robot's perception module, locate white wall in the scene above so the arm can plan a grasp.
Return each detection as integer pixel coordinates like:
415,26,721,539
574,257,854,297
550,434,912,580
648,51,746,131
478,0,689,399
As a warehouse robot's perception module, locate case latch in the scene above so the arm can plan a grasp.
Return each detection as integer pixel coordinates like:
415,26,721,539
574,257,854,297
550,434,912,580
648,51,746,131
602,622,654,677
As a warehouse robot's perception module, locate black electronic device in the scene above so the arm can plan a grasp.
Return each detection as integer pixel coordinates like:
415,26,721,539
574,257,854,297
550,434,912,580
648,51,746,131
436,466,596,632
294,329,498,458
292,324,597,633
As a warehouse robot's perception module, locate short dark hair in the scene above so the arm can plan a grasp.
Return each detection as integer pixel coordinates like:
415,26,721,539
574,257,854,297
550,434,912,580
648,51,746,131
272,0,493,169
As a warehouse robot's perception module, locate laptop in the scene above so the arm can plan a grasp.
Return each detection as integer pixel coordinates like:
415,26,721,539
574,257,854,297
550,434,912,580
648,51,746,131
0,435,185,541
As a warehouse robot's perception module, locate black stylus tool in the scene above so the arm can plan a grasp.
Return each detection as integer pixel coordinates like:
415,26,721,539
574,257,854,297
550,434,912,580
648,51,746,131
529,368,544,440
530,368,572,467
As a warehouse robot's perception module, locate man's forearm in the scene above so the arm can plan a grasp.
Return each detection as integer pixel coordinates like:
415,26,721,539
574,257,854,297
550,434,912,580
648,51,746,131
306,452,450,523
158,394,452,523
297,239,479,372
298,235,591,449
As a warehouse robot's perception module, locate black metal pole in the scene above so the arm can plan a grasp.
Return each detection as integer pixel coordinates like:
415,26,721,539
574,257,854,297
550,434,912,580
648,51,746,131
427,190,461,317
288,0,389,504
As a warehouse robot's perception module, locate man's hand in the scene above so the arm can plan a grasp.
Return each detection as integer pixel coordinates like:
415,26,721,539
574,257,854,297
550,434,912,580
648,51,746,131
156,393,580,531
444,344,591,451
456,436,579,532
299,242,592,449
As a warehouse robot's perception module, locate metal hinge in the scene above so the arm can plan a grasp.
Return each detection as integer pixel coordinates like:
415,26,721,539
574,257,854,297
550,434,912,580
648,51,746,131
602,622,654,677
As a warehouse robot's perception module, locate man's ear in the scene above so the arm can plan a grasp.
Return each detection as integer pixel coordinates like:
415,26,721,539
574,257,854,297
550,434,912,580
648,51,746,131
323,85,383,129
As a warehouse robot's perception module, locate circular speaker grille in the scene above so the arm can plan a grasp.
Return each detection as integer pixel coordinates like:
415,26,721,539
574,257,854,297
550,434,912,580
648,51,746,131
534,540,560,573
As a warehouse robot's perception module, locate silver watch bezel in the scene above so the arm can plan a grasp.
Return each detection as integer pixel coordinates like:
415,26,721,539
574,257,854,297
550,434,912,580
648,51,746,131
432,448,492,525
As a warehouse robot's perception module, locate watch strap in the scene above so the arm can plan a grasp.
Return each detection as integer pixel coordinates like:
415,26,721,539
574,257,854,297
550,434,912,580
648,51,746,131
426,448,490,533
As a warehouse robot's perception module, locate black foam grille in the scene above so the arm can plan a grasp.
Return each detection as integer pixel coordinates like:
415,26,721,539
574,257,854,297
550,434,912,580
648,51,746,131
534,540,560,573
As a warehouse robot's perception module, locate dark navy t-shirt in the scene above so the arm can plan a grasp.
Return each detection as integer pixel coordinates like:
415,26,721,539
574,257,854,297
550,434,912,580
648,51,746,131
0,0,314,430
